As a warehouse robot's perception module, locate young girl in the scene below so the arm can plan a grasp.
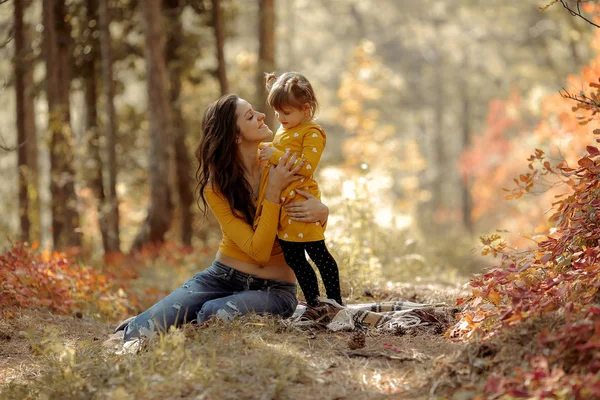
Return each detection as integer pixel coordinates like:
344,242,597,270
256,71,343,308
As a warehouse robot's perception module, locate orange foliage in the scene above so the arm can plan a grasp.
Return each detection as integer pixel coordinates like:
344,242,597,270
451,143,600,396
0,242,137,319
0,241,210,320
452,79,600,396
452,12,600,394
461,29,600,245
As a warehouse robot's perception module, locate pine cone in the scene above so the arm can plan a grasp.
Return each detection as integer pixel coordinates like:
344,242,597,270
394,326,406,336
347,331,366,350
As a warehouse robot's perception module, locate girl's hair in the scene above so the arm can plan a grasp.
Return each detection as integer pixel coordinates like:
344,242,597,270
265,72,319,119
195,94,256,225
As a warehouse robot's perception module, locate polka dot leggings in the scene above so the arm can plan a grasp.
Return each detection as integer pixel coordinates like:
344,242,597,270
279,239,343,307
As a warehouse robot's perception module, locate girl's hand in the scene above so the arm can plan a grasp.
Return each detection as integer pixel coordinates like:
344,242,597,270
259,144,275,162
284,189,329,224
267,152,305,194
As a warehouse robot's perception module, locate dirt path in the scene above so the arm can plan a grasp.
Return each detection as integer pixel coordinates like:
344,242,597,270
0,282,467,399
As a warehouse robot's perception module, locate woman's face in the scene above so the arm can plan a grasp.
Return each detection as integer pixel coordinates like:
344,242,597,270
236,99,273,144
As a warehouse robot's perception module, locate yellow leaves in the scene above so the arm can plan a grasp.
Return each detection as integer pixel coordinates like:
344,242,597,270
488,289,501,305
505,192,523,200
539,0,559,12
480,234,506,257
480,234,503,245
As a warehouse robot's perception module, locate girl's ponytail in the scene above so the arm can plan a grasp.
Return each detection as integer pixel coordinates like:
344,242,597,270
285,76,300,93
265,72,278,91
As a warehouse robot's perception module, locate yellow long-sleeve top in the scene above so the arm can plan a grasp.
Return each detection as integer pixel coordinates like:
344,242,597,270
255,121,327,243
205,175,287,265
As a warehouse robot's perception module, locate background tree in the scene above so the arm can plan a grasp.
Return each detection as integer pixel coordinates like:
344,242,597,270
212,0,228,95
14,0,34,243
43,0,81,249
164,0,194,246
98,0,121,252
131,0,173,250
81,0,110,252
256,0,275,128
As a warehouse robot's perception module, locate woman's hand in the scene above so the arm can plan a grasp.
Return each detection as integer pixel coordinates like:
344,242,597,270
264,152,305,202
284,189,329,224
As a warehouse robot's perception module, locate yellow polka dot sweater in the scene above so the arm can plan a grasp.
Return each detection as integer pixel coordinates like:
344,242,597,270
255,121,327,242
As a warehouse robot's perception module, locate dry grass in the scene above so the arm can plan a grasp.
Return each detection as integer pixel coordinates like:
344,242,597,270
0,282,465,400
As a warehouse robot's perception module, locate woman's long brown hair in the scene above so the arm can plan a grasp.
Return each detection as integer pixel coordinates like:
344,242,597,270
195,94,256,225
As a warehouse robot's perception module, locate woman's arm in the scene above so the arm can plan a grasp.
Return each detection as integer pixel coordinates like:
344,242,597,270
284,189,329,225
206,152,305,263
206,190,280,263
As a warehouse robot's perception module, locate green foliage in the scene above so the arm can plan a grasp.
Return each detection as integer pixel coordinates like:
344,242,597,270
325,174,479,301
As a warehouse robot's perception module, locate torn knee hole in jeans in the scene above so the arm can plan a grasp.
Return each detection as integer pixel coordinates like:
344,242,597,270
215,301,240,321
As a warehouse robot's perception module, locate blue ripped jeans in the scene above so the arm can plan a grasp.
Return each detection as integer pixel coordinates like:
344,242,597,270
123,261,298,341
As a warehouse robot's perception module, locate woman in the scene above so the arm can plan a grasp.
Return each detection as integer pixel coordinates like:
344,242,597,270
119,94,329,341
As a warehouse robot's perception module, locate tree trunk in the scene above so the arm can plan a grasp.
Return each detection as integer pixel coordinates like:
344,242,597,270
461,56,473,233
131,0,173,251
212,0,228,94
20,0,40,243
83,0,110,252
164,0,194,246
14,0,31,243
99,0,121,252
43,0,81,249
285,0,295,70
432,17,445,217
25,60,40,244
256,0,275,127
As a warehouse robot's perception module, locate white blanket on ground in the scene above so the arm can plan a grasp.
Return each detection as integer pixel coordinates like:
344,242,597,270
289,299,450,332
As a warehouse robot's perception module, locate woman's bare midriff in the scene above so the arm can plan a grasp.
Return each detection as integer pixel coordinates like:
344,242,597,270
215,252,297,283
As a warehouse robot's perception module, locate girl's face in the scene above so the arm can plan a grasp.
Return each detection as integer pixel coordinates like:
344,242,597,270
236,99,273,143
274,103,310,130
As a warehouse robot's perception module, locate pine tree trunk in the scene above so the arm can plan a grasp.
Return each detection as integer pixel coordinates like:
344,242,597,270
43,0,81,249
256,0,275,126
212,0,228,94
25,59,40,243
99,0,121,252
19,0,40,243
431,16,445,219
461,57,473,233
164,0,194,246
284,0,295,70
83,0,110,252
14,0,30,243
131,0,173,251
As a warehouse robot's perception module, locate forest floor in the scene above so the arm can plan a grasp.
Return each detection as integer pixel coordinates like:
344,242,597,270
0,280,476,400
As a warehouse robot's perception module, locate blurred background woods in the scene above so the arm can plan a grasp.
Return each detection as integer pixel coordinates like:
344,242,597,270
0,0,598,282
